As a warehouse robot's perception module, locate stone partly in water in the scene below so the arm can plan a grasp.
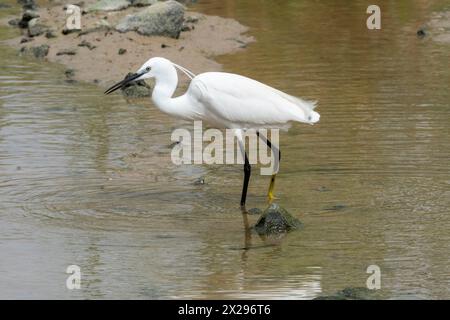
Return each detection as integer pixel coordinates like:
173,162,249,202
18,9,39,28
87,0,130,12
313,287,381,300
116,0,185,38
254,203,303,235
20,44,50,58
120,73,152,97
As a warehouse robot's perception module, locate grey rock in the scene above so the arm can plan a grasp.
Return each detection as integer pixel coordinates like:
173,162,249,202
56,48,77,56
20,44,49,58
78,40,96,50
8,18,21,27
65,69,75,78
18,0,37,10
129,0,157,7
116,0,185,38
118,48,127,55
28,18,48,37
254,203,303,235
120,73,152,97
87,0,130,12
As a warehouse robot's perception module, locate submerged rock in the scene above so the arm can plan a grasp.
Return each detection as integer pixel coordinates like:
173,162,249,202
314,287,380,300
120,72,152,97
116,0,185,38
87,0,130,12
254,203,303,235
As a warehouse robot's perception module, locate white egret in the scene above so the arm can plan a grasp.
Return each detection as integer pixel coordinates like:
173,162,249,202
105,57,320,209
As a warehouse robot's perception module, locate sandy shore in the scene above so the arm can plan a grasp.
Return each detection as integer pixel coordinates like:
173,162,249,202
2,0,254,88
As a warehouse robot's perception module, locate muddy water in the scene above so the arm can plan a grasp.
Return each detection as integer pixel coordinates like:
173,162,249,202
1,0,449,299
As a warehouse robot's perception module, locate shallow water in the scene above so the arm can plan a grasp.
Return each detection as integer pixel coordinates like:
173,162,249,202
0,0,449,299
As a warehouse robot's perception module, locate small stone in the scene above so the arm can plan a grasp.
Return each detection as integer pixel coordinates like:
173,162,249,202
116,0,185,38
8,19,21,27
45,30,57,38
247,208,263,215
324,204,346,211
119,72,152,97
62,28,81,35
417,28,426,38
161,43,169,48
254,203,303,235
185,15,199,24
56,49,77,56
118,48,127,55
193,177,205,185
20,37,33,43
78,40,96,50
64,69,75,78
22,44,50,58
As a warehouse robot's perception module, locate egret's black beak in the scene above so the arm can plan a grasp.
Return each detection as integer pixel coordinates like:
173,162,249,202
104,71,146,95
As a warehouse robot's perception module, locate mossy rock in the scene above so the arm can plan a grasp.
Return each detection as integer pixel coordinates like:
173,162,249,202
254,203,303,235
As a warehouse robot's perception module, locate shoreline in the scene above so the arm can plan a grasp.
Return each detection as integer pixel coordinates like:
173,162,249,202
1,0,254,90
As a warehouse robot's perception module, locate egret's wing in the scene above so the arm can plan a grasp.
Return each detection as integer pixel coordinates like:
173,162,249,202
188,72,319,128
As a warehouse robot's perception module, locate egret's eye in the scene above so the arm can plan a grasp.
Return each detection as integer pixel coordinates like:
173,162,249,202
146,66,151,72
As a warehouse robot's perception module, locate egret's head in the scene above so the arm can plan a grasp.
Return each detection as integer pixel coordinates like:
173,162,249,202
104,57,175,95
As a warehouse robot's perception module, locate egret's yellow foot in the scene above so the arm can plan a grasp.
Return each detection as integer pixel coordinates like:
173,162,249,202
267,174,277,203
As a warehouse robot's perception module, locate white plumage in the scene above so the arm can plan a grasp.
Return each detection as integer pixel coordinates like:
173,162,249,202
105,57,320,207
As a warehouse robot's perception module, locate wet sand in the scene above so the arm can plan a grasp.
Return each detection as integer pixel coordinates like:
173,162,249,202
1,0,254,87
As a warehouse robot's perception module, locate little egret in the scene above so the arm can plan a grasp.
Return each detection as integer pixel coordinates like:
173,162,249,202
105,57,320,209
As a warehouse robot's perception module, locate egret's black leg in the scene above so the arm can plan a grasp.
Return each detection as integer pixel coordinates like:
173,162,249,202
240,152,251,208
257,131,281,202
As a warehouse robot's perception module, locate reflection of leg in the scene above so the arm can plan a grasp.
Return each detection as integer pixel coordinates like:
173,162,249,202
241,210,252,253
257,131,281,203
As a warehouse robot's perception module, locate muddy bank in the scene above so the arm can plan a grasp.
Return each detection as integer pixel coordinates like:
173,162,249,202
2,0,254,88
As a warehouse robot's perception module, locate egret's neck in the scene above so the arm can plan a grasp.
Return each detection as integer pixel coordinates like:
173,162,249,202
151,65,194,120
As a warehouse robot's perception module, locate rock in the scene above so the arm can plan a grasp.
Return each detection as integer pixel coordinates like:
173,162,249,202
116,0,185,38
87,0,130,12
324,204,346,211
45,30,57,38
8,18,21,27
185,15,199,23
20,37,33,43
193,177,205,185
56,49,77,56
254,203,303,235
18,10,39,28
118,48,127,55
129,0,158,7
314,287,380,300
120,73,152,97
28,18,48,37
78,40,96,50
417,28,426,38
18,0,37,10
20,44,49,58
64,69,75,78
247,207,263,215
62,28,81,35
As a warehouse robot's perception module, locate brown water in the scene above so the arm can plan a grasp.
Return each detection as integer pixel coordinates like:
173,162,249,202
1,0,449,299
